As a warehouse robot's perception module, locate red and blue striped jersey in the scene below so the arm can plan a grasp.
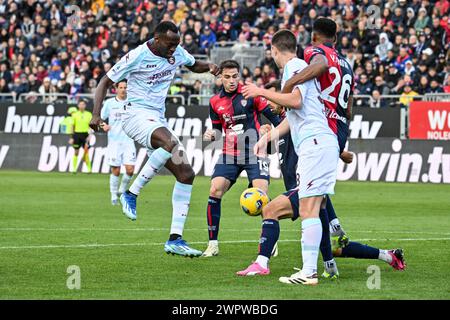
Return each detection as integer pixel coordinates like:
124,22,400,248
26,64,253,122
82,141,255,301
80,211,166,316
303,43,355,152
209,84,279,156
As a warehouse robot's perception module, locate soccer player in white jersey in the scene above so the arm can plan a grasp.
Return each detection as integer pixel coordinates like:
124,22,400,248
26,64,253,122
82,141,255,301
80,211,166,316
100,80,136,206
237,30,339,285
90,22,220,257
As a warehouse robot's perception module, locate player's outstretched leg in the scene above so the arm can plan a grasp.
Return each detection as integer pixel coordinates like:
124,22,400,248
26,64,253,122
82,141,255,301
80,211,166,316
319,206,339,279
335,242,406,271
326,195,349,250
163,142,202,258
237,192,295,276
120,127,175,220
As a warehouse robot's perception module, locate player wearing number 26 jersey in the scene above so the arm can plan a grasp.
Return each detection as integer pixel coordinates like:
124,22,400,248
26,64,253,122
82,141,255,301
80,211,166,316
303,43,355,154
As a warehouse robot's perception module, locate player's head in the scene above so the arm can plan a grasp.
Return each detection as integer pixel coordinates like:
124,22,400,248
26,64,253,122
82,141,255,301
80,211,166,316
116,80,127,100
219,60,240,93
264,80,283,114
153,21,180,59
78,99,87,111
312,18,337,45
271,30,297,68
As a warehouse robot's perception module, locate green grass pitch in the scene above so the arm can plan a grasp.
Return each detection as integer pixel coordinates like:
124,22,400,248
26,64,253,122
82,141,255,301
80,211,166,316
0,170,449,299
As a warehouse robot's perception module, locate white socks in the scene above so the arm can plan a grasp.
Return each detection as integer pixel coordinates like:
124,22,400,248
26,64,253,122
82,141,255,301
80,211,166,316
256,255,269,269
170,181,193,236
110,174,119,199
301,218,322,275
111,173,133,199
378,249,393,263
119,174,133,194
129,148,172,195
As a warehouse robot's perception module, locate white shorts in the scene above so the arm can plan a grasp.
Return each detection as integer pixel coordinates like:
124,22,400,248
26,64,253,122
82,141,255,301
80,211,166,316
107,141,136,167
296,135,339,199
121,109,182,154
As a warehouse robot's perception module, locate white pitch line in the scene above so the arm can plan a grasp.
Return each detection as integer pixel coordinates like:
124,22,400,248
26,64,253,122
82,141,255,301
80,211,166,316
0,238,449,250
0,228,449,236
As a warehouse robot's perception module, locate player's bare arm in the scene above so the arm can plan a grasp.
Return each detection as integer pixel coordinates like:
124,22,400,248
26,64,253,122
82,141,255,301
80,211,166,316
186,61,220,76
90,75,114,131
243,82,302,109
282,54,328,94
346,94,353,120
254,118,290,157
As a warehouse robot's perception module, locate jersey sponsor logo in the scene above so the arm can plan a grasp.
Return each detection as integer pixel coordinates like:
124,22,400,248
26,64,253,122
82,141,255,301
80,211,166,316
146,64,156,68
232,114,247,121
148,70,172,81
325,108,347,124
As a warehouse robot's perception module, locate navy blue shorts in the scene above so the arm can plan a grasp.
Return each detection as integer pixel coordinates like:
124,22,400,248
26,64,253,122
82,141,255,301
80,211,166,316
337,121,349,154
278,133,298,191
283,188,300,221
211,155,270,186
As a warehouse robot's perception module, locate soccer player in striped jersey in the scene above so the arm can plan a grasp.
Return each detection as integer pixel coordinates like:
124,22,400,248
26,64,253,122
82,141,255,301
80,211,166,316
282,18,405,277
201,60,280,257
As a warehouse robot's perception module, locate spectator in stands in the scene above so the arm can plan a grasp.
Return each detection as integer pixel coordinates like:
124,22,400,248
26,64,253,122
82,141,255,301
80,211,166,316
200,25,216,54
0,78,11,99
0,63,11,83
242,67,252,79
404,60,416,77
374,76,390,95
375,32,393,61
394,47,412,74
28,74,41,93
370,90,388,108
430,79,445,93
355,74,373,96
39,77,57,103
414,8,430,33
417,76,431,94
183,33,200,55
0,0,448,105
399,84,419,107
261,64,276,85
297,24,311,48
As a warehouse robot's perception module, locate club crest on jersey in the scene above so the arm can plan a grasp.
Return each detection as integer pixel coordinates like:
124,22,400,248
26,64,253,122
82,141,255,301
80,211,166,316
168,56,175,65
241,99,247,107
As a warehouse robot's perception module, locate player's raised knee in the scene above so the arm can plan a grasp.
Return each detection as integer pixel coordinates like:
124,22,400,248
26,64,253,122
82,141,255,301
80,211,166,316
209,184,225,198
177,165,195,184
262,202,279,220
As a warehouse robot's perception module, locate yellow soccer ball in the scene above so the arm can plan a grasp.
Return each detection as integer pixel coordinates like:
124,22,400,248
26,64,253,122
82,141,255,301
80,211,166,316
240,187,269,216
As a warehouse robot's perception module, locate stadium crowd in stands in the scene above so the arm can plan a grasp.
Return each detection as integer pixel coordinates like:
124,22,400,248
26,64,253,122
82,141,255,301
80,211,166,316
0,0,449,107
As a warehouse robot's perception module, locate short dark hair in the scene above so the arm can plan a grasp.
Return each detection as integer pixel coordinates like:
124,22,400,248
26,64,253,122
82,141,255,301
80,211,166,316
312,18,337,39
271,30,297,53
116,79,127,86
219,60,240,73
154,21,179,36
264,80,281,91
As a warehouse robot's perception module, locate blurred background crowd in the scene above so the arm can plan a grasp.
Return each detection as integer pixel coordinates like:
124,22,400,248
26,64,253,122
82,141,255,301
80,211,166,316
0,0,449,107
